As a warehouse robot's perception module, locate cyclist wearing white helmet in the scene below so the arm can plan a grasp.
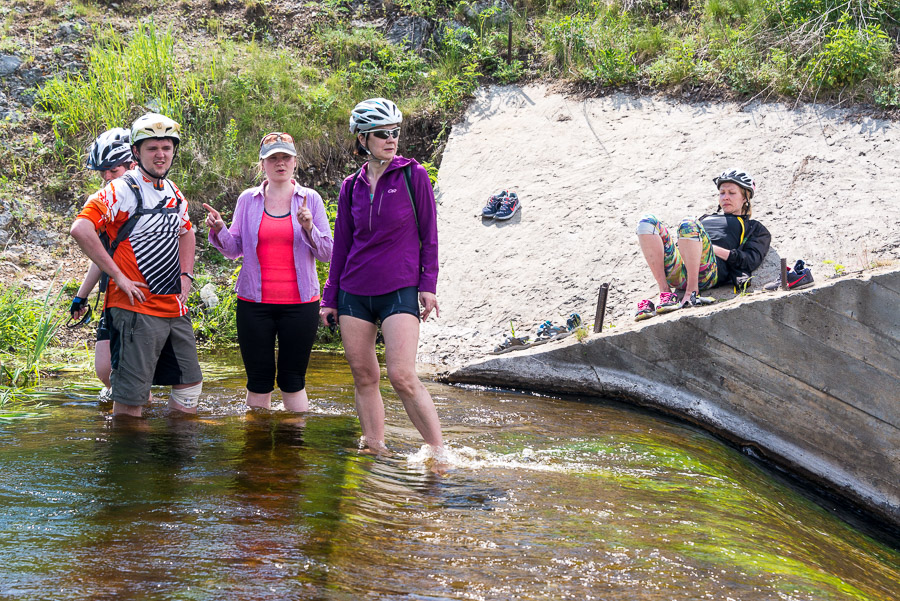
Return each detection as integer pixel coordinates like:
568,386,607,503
70,112,203,417
634,167,771,321
321,98,445,457
130,112,181,184
69,128,138,398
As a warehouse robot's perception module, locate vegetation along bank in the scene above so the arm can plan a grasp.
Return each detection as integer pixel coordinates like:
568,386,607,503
2,0,900,399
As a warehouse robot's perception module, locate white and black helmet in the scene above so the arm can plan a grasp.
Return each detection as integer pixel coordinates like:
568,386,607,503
713,168,756,199
349,98,403,134
87,128,132,171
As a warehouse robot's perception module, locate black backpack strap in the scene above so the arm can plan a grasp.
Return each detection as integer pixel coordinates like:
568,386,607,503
106,173,146,258
98,174,145,293
98,174,183,292
401,164,419,231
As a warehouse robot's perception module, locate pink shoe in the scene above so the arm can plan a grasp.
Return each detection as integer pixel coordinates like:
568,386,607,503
635,299,656,321
656,291,681,314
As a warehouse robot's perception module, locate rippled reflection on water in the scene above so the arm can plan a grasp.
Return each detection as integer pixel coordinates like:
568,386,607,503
0,351,897,600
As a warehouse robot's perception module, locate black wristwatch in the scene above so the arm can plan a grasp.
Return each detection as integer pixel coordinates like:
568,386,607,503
181,272,195,282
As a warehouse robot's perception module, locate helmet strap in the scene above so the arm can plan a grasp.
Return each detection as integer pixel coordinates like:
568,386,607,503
362,133,388,166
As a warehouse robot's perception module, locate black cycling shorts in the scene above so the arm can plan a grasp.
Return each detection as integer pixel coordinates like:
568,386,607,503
96,308,112,342
337,286,419,324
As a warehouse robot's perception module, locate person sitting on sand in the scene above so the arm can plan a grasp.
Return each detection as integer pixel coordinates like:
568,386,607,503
634,168,771,321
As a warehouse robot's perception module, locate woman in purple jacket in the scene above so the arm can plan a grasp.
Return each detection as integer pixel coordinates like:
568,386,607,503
320,98,445,455
204,132,333,412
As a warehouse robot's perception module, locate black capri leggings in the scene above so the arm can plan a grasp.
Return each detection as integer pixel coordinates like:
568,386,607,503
236,299,320,394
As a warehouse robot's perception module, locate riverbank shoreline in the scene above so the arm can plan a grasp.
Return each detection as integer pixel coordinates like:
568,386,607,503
420,83,900,368
423,83,900,529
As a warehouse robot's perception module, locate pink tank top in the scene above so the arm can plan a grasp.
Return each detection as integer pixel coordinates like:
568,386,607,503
257,210,303,304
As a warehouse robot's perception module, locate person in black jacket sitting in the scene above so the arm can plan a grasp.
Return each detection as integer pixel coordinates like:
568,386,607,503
634,168,771,321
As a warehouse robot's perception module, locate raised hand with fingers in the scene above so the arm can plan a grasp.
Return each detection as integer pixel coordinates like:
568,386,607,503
202,203,225,233
297,196,313,233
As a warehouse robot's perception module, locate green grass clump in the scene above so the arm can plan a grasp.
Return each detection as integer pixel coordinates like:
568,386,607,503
537,0,900,101
0,283,64,387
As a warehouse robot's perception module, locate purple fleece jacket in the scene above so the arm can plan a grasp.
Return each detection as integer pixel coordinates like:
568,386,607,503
321,156,438,308
208,181,333,303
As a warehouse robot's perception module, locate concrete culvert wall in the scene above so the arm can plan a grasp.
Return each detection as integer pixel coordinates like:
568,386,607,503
446,269,900,527
426,83,900,526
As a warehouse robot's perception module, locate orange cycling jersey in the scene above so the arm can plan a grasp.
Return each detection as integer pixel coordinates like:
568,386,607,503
77,169,193,317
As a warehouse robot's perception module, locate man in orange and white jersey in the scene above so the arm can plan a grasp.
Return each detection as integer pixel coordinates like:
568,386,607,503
70,113,203,417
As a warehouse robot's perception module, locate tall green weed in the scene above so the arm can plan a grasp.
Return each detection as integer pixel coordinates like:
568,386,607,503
0,283,63,386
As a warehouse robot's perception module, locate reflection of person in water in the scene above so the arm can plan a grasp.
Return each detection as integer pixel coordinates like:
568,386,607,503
228,413,361,579
65,418,204,593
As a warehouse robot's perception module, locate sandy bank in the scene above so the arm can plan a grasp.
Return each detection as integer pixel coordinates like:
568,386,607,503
420,84,900,368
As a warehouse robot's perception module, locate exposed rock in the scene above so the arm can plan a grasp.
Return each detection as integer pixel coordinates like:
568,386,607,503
0,55,22,77
2,109,24,123
385,16,432,51
55,22,82,41
462,0,512,25
199,282,219,309
25,229,61,248
3,245,25,258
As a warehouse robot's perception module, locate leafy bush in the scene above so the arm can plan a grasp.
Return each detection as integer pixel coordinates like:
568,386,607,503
188,267,240,345
808,17,891,87
587,47,639,85
0,284,63,385
647,38,704,84
432,61,481,110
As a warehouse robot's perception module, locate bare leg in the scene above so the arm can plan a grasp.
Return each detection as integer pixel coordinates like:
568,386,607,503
282,389,309,412
339,315,386,451
112,402,142,417
381,313,444,449
95,340,111,388
246,391,272,410
638,233,671,295
678,237,701,296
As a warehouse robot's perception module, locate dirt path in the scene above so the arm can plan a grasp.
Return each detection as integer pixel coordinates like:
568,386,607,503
418,84,900,368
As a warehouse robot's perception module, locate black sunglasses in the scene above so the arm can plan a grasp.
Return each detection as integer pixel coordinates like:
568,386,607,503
368,128,400,140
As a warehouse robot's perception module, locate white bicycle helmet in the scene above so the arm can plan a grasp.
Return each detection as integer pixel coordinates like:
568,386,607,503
131,113,181,146
87,128,132,171
713,168,756,199
349,98,403,134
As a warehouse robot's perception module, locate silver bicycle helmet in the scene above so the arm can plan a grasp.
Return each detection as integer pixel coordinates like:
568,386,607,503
349,98,403,134
713,168,756,199
87,128,132,171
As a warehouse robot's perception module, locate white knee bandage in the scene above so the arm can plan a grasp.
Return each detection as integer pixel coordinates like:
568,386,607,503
170,382,203,409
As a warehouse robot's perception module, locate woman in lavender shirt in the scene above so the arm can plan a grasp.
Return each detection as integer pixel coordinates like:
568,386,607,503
320,98,445,456
204,132,332,412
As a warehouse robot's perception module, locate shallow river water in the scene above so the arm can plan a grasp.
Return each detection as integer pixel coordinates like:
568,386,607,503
1,351,898,600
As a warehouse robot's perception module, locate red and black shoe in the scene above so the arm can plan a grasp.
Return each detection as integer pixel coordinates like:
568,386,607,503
764,260,814,291
494,192,520,220
482,190,507,218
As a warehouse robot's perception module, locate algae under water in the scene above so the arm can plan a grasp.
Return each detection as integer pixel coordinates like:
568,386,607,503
0,352,897,600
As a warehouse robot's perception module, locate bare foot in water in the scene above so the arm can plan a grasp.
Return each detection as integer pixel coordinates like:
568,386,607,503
359,436,392,456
